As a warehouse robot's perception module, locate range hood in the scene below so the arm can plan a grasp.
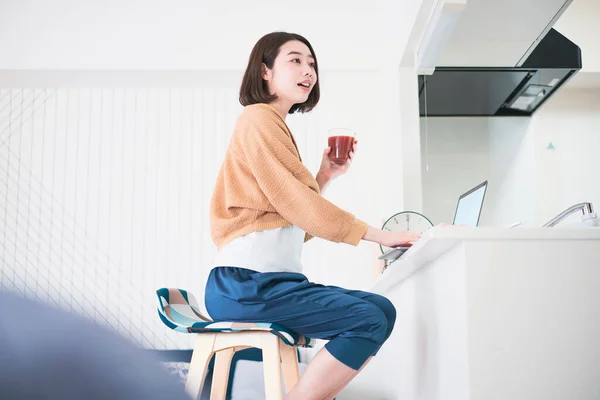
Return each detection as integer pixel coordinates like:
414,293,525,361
417,0,583,118
419,28,582,117
418,28,582,117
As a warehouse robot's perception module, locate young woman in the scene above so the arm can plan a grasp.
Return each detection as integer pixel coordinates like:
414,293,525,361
206,32,420,400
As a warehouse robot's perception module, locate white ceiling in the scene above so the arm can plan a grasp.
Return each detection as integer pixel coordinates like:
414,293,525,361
0,0,421,70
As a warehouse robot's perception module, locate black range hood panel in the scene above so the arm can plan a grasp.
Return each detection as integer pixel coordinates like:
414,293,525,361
418,29,582,117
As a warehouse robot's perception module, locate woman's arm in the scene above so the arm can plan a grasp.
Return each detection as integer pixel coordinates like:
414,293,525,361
315,171,331,193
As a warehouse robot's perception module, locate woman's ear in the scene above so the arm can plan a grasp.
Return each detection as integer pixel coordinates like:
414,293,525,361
261,63,271,81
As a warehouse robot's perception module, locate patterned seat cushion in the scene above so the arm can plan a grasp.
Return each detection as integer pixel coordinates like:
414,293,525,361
156,288,314,348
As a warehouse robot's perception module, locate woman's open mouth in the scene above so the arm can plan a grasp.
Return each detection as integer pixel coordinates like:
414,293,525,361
298,81,311,91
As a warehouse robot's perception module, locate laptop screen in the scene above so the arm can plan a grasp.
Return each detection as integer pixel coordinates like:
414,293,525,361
453,181,488,227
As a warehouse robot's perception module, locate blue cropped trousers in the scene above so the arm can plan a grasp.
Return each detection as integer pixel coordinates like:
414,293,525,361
204,267,396,370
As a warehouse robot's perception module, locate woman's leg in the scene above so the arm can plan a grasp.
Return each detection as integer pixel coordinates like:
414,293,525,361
325,287,397,355
285,346,358,400
287,290,396,400
205,269,393,399
263,289,389,400
321,356,373,400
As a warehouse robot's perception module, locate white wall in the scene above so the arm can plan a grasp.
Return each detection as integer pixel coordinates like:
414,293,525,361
532,88,600,224
0,76,243,351
420,87,600,229
420,118,491,225
483,117,539,228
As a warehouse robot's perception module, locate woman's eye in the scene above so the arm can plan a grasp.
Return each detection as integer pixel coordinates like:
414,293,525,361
309,63,316,68
292,58,301,63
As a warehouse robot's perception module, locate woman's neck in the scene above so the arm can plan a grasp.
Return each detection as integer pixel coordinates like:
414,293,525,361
268,100,291,120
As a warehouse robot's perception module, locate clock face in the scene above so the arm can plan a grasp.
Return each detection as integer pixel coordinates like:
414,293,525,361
380,211,434,254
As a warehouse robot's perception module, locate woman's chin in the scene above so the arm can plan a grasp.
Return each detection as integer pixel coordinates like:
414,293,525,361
293,95,310,105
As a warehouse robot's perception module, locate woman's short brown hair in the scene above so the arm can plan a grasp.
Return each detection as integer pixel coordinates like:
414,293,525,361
239,32,320,114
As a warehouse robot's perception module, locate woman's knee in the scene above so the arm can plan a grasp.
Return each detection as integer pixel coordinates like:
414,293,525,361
360,303,389,345
380,296,396,332
368,294,396,334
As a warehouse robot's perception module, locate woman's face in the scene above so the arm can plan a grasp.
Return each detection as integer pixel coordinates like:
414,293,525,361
262,40,317,111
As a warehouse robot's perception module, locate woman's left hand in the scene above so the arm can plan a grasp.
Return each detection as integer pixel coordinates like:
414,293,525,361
318,139,358,181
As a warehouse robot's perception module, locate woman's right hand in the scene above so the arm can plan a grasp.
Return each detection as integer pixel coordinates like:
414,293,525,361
379,230,421,248
362,225,421,247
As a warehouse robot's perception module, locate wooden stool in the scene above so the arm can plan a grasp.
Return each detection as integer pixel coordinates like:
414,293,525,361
156,288,314,400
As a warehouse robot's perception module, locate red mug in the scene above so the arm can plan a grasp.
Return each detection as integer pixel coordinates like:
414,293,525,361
327,128,356,165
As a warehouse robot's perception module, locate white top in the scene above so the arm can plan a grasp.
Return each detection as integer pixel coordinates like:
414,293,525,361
214,226,306,273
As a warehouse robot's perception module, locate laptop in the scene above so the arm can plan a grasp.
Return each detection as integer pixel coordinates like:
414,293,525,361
378,181,488,262
452,180,488,227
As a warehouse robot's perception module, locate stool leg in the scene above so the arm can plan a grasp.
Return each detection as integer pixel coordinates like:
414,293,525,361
279,341,300,394
210,347,235,400
261,334,283,400
186,334,216,400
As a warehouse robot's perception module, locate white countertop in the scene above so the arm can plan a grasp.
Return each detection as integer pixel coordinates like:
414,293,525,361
369,226,600,294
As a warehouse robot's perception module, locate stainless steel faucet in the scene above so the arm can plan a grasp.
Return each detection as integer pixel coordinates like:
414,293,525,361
542,202,597,227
